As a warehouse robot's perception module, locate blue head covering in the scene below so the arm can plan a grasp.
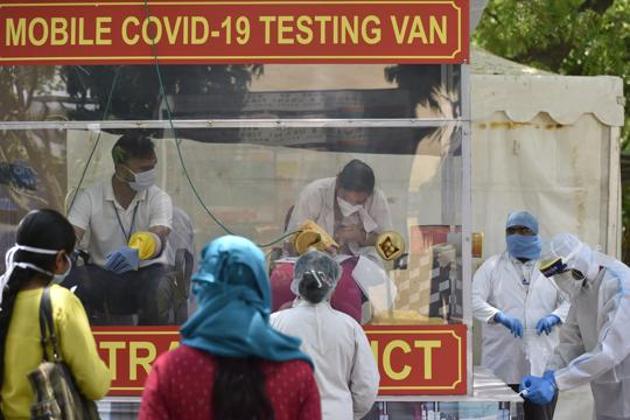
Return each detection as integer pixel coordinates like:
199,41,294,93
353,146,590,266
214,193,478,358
506,210,539,234
180,235,312,366
505,211,542,260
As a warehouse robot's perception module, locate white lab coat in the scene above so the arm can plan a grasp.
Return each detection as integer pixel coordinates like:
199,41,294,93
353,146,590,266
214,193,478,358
547,253,630,420
286,177,392,263
271,301,379,420
472,252,570,384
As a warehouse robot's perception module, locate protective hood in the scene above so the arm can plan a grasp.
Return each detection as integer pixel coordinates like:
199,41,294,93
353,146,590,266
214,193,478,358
505,210,542,260
543,234,599,279
506,210,539,234
539,233,601,299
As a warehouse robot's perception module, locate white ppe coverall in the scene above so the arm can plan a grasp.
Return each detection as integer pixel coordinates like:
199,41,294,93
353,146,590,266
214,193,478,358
472,252,570,384
271,301,379,420
546,252,630,420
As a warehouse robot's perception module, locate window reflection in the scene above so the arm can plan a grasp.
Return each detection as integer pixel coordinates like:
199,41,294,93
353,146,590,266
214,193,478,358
0,64,460,121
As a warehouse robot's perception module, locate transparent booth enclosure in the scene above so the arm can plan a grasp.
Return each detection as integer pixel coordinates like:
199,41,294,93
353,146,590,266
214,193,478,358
0,63,490,417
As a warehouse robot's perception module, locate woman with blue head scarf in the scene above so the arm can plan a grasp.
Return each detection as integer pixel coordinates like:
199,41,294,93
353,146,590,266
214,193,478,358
271,250,379,420
140,236,321,420
471,211,570,420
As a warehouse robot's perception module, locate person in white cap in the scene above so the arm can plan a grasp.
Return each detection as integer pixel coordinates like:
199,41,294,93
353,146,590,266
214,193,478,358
520,233,630,420
286,159,392,262
473,211,569,420
271,250,379,420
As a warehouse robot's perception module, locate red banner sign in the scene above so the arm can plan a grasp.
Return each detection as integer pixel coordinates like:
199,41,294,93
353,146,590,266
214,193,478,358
365,325,466,395
0,0,469,64
93,324,467,396
93,327,179,396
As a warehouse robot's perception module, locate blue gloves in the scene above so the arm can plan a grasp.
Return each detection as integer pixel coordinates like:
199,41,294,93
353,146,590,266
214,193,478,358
494,312,523,337
519,370,557,405
104,247,139,274
536,314,561,335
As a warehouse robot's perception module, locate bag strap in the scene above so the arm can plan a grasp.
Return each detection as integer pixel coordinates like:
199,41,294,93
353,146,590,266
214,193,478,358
38,286,61,362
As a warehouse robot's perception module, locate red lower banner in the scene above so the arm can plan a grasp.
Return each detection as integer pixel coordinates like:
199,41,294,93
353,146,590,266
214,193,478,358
93,324,466,396
365,325,466,395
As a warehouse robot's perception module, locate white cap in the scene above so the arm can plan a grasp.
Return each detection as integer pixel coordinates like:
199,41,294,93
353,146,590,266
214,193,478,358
290,250,341,299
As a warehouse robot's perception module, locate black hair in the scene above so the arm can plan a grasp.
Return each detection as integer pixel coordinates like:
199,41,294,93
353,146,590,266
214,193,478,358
298,271,331,304
213,357,274,420
111,134,155,165
337,159,375,194
0,209,76,390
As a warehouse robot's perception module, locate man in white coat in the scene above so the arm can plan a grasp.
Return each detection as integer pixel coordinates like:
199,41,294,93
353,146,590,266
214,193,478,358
271,250,379,420
472,211,569,420
274,159,395,324
520,233,630,420
286,159,393,263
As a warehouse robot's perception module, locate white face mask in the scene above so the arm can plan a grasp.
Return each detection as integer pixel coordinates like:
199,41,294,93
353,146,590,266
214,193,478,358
337,197,363,218
0,244,72,307
122,165,156,192
52,257,72,285
552,270,584,300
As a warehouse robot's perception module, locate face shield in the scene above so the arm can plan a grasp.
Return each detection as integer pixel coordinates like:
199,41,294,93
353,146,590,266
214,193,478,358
539,233,593,299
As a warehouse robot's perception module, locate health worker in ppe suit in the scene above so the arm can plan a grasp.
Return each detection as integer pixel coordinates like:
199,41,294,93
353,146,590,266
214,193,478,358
520,233,630,420
271,250,379,420
63,134,175,325
473,211,569,420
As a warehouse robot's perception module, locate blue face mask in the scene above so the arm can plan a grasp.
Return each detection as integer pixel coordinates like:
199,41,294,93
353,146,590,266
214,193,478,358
506,234,542,260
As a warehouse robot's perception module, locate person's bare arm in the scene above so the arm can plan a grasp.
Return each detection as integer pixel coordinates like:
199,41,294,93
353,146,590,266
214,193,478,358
149,225,171,244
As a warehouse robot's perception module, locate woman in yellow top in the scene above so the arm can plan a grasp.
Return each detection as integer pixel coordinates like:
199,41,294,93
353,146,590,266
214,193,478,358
0,209,111,419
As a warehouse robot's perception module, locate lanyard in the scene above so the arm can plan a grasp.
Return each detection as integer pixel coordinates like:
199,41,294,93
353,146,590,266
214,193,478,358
112,201,139,243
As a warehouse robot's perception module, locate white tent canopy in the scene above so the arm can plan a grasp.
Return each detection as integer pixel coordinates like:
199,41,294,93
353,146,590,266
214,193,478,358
471,48,625,258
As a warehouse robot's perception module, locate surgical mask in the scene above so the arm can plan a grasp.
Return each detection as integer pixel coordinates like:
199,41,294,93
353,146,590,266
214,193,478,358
506,234,542,260
122,165,156,192
52,257,72,284
0,244,72,306
337,197,363,218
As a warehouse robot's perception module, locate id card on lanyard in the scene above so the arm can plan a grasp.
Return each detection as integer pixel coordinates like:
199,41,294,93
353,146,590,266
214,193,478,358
112,201,140,243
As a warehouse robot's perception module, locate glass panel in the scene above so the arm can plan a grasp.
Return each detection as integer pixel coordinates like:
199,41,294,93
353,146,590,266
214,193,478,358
362,401,524,419
96,399,525,419
1,125,463,327
0,64,461,121
0,128,67,268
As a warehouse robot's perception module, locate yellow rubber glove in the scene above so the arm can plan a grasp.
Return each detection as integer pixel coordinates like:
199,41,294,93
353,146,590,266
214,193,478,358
376,231,405,261
293,220,339,255
128,231,161,260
